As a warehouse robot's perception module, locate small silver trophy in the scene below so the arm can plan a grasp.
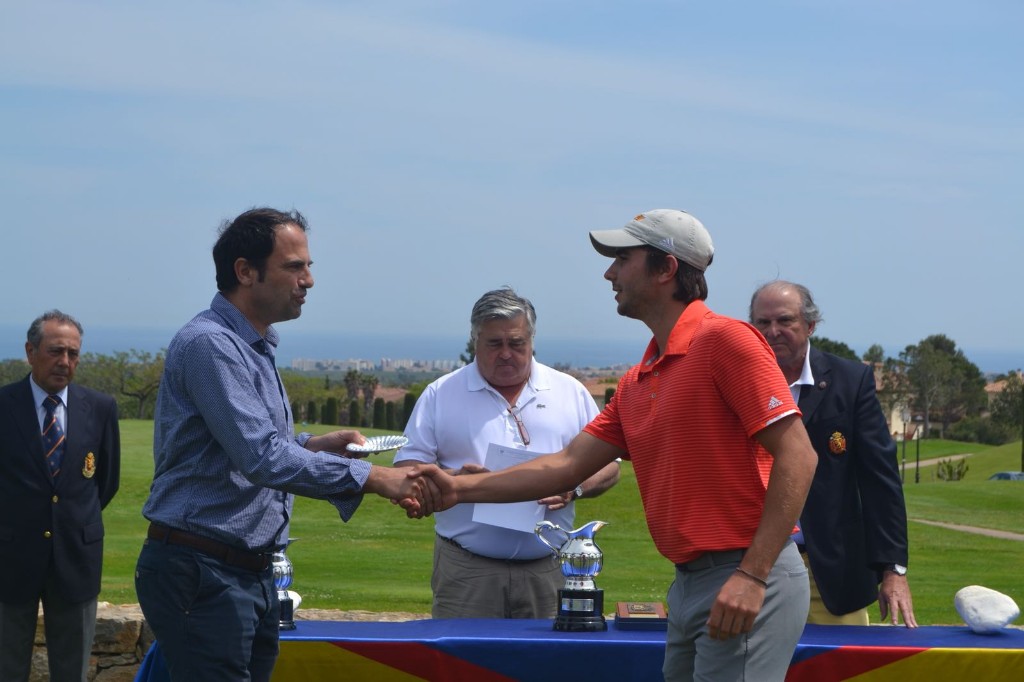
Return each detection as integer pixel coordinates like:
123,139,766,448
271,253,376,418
272,538,297,631
535,520,608,632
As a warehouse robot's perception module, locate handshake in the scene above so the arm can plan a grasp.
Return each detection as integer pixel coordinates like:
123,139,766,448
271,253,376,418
378,464,457,518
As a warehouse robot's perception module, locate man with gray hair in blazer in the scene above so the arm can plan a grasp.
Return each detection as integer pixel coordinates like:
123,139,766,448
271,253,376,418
0,310,121,681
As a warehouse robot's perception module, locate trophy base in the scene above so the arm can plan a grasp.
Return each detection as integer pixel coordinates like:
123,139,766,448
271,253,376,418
278,596,296,631
553,588,607,632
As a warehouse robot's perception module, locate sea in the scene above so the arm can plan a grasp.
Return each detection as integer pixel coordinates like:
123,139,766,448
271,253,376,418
0,325,648,371
2,324,1020,375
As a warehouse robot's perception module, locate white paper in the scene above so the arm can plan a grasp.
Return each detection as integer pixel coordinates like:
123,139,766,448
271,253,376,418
470,443,548,533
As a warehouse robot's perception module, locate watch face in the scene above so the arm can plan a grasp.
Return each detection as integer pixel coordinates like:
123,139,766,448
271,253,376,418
574,485,584,499
890,564,907,576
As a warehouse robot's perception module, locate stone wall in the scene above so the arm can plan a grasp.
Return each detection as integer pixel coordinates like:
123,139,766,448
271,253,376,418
31,603,155,682
30,603,428,682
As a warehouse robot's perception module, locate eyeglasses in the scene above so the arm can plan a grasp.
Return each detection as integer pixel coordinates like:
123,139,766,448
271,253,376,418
508,407,530,446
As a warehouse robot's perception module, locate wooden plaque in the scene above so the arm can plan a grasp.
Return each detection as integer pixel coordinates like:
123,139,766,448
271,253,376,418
614,601,668,630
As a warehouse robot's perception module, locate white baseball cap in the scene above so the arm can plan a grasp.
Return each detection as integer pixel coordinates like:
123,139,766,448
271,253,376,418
590,209,714,272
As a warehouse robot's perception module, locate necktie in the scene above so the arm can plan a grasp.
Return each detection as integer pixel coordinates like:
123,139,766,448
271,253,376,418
42,394,66,477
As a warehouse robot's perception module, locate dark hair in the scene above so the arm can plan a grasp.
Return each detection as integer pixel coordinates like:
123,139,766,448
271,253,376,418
644,247,711,303
27,310,83,348
213,208,308,292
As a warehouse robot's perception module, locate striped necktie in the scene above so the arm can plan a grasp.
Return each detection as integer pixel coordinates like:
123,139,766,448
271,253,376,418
42,394,66,477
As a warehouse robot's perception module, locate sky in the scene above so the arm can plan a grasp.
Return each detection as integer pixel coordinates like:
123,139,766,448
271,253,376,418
2,1,1022,372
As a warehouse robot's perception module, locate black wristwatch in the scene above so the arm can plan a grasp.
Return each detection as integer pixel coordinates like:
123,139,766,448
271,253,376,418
884,563,908,576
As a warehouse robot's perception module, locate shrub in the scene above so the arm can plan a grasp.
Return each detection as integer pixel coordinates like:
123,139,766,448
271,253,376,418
936,458,969,481
946,416,1016,445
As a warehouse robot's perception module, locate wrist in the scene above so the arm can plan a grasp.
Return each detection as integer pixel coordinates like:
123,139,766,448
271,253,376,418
734,566,768,588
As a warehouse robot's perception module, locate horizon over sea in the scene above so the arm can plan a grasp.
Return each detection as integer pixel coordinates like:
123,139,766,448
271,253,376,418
1,324,1021,375
0,324,648,370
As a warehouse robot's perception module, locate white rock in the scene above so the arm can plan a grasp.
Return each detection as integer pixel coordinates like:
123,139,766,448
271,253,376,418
954,585,1020,633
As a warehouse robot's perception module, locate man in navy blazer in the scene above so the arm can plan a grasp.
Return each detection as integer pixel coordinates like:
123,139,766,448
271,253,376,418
750,281,916,627
0,310,121,681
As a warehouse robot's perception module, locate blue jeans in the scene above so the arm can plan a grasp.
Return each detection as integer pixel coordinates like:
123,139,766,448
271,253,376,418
135,539,280,682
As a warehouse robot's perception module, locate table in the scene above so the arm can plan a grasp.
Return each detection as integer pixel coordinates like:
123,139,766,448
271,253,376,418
135,620,1024,681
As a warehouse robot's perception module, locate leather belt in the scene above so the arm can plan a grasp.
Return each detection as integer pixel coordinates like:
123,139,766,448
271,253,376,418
147,523,272,572
675,549,746,573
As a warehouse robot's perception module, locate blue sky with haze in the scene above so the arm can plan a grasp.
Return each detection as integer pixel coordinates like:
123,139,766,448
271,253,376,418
2,1,1021,371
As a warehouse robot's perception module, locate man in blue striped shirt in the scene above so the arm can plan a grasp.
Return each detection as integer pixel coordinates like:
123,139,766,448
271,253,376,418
135,207,432,681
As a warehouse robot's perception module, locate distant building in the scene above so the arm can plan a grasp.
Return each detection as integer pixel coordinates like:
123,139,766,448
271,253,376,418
380,357,460,372
290,358,375,372
290,357,462,373
985,370,1023,412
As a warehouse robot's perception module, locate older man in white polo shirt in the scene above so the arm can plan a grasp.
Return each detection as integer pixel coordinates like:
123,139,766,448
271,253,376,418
395,287,620,619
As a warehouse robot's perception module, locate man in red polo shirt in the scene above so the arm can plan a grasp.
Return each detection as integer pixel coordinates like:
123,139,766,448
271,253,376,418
406,209,818,682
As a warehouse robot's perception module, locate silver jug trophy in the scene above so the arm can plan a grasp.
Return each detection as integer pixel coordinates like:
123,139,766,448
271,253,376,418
535,520,608,632
271,538,298,630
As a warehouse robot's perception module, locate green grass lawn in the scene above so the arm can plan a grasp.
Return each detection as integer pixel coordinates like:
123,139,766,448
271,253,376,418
102,420,1023,625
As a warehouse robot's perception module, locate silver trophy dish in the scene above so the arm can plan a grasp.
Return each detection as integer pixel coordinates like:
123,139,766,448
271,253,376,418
535,520,608,632
271,538,298,631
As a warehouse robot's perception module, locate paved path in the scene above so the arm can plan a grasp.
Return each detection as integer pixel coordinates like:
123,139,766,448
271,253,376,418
910,519,1024,542
901,452,971,469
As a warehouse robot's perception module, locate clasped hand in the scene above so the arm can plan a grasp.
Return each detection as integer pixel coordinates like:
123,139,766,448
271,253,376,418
395,464,457,518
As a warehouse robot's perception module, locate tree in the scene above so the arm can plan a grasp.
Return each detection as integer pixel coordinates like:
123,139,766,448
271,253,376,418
75,349,165,419
901,335,985,438
876,357,911,428
458,336,475,366
385,401,398,431
863,344,885,364
811,336,858,361
118,350,165,419
360,374,379,425
901,340,951,438
305,400,318,424
323,396,339,425
923,335,985,436
349,399,362,428
279,370,328,415
372,397,386,428
343,369,361,407
0,358,28,386
401,393,417,430
991,372,1024,470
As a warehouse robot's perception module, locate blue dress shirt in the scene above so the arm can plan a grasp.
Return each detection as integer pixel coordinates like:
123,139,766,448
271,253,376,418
142,294,371,552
